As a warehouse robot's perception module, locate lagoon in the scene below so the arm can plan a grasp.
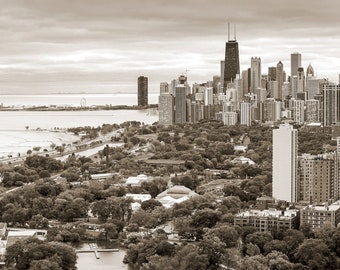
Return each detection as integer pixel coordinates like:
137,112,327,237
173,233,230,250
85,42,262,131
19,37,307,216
76,244,129,270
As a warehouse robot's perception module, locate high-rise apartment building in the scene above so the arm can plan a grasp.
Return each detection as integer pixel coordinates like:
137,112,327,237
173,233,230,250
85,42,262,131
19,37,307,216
291,76,298,99
137,76,148,107
297,67,305,93
291,52,301,79
276,61,284,100
175,77,187,124
220,60,225,90
300,201,340,230
272,124,298,202
204,87,214,106
291,99,305,125
268,81,279,99
335,137,340,200
222,111,238,126
305,99,320,123
158,93,174,126
212,76,220,94
323,83,340,126
242,69,250,96
223,38,240,90
268,67,277,81
160,82,169,94
240,102,251,126
250,57,261,93
263,98,281,122
298,153,336,203
306,76,320,100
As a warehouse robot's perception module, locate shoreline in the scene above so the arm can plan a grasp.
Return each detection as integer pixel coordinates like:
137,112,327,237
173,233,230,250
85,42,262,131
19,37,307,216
0,104,158,112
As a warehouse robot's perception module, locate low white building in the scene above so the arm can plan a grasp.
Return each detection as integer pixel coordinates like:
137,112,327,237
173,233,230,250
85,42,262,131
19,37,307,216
125,174,148,187
156,185,198,208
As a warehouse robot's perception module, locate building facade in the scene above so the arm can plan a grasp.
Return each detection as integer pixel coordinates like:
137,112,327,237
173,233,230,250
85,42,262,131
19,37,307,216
323,83,340,127
300,201,340,230
272,124,298,202
250,57,261,93
158,93,174,126
298,153,336,203
276,61,284,100
305,99,320,123
175,85,187,123
138,76,148,107
223,40,240,89
234,209,299,232
291,52,301,79
240,102,251,126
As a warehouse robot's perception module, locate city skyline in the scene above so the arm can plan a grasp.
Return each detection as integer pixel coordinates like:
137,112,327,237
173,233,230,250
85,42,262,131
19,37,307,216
0,0,340,94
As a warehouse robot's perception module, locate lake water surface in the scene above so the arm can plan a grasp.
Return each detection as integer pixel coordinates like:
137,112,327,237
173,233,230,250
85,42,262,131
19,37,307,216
76,244,129,270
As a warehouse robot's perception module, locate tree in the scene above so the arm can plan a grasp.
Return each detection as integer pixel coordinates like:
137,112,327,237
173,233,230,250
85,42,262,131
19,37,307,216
237,255,269,270
295,239,333,270
100,223,118,242
282,229,305,257
130,208,158,228
141,199,162,212
191,209,221,229
5,237,77,270
208,225,239,248
91,200,111,222
198,235,227,268
175,244,209,270
263,240,288,255
266,251,294,270
29,214,49,229
245,231,273,254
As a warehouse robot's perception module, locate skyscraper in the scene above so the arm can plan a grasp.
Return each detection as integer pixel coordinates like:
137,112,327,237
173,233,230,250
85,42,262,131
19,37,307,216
240,102,251,126
291,99,305,125
268,67,277,81
175,75,187,123
306,63,314,77
305,99,320,123
160,82,169,94
250,57,261,93
137,76,148,107
276,61,284,100
158,93,174,126
297,67,305,93
223,27,240,90
291,52,301,79
298,153,336,203
272,124,298,202
323,83,340,126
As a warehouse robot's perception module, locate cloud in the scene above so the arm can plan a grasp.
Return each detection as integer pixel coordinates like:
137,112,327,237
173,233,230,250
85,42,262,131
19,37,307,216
0,0,339,93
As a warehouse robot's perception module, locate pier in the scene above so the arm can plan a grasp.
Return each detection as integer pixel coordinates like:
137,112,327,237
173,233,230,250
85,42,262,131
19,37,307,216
75,243,119,259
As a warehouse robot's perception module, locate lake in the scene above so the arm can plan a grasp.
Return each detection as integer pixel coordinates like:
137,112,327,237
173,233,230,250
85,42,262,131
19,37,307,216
76,243,129,270
0,93,159,108
0,93,159,156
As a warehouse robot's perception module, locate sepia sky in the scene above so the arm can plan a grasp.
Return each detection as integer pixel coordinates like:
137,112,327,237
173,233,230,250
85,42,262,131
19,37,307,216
0,0,340,94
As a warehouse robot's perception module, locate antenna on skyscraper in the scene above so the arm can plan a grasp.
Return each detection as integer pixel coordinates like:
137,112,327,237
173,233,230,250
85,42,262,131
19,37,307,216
228,22,230,41
234,24,236,41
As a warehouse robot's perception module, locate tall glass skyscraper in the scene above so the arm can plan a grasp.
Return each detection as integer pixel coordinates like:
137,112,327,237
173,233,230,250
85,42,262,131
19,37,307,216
223,39,240,90
291,52,301,79
137,76,148,107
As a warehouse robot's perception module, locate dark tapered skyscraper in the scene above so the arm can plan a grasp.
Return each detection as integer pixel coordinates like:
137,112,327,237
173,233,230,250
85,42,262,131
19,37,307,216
223,27,240,90
138,76,148,107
